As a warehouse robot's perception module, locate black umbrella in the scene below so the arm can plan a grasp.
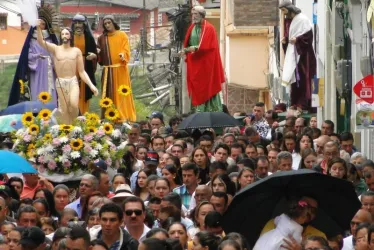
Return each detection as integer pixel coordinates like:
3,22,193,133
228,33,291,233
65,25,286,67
222,169,361,247
178,112,241,129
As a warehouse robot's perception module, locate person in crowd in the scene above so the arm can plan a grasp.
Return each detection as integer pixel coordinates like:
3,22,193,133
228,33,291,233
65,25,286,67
230,143,244,162
192,231,221,250
154,178,171,200
218,239,242,250
210,192,229,215
314,141,340,174
162,165,182,191
315,135,332,157
7,177,23,197
189,201,215,238
32,198,50,218
91,169,111,198
342,209,372,250
81,191,103,221
33,188,59,218
348,163,367,196
1,221,15,242
8,226,25,250
327,157,348,180
19,226,46,250
211,174,236,199
86,207,100,229
146,228,169,240
134,170,152,201
351,152,367,167
237,167,255,190
255,156,270,180
354,223,370,250
139,238,172,250
111,174,127,193
173,163,199,210
268,148,280,172
21,173,53,200
123,196,150,242
17,205,38,228
277,151,293,171
65,174,98,218
40,217,56,235
167,221,188,249
204,211,224,236
299,148,317,169
50,227,71,250
161,193,194,230
191,147,211,185
146,175,159,198
58,208,78,228
321,120,335,136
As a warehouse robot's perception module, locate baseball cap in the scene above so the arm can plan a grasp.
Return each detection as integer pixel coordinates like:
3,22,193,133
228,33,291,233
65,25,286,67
204,211,222,228
93,159,108,171
20,226,45,247
0,185,11,198
147,111,164,122
145,151,159,166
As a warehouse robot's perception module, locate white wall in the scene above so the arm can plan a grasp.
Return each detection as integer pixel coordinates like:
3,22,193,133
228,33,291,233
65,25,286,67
0,0,21,27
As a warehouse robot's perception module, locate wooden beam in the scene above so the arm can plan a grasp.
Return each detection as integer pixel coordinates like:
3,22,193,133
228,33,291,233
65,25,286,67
225,24,269,36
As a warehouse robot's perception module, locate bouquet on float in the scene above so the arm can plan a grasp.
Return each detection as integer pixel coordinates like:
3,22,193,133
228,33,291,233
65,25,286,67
12,92,127,176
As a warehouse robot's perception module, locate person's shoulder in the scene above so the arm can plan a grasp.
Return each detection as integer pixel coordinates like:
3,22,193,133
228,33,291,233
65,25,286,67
305,225,326,239
173,184,185,193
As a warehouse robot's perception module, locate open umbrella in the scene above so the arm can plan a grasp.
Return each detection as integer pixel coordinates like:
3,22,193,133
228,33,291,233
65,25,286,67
222,169,361,247
178,112,241,129
0,151,37,174
0,101,56,116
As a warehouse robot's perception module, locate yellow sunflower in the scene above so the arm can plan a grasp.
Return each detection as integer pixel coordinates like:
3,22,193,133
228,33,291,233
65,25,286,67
103,123,113,135
21,112,34,127
70,138,83,151
43,133,52,141
19,80,25,94
105,108,119,121
86,113,100,125
29,124,39,134
38,92,51,104
38,109,52,121
118,85,132,96
59,124,73,132
88,126,97,133
27,143,35,151
99,97,113,108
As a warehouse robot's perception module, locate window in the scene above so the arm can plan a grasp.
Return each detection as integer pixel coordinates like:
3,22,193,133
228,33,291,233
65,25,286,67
119,18,130,32
0,13,7,30
158,13,162,26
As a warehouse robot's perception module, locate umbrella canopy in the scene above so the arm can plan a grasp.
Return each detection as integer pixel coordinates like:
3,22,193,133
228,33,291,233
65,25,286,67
0,101,56,116
0,151,37,174
178,112,241,129
222,169,361,247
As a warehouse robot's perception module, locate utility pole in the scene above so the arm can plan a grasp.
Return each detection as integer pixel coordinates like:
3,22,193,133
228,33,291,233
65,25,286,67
142,0,147,73
55,0,61,12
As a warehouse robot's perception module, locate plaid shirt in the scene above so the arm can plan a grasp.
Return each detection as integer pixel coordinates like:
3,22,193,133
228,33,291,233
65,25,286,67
173,185,192,209
253,118,270,138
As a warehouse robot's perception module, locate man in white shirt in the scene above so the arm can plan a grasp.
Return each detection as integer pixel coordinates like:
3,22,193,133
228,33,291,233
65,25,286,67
123,196,150,242
342,209,372,250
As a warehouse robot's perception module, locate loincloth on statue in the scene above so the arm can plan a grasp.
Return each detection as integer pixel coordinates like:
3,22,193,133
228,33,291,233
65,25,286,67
55,76,79,91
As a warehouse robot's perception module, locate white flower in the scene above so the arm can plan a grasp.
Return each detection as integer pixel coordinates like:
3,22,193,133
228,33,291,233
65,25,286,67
36,147,46,156
95,144,103,150
89,149,98,158
60,136,69,143
102,151,110,158
111,129,121,138
58,155,69,163
44,144,54,152
118,142,127,150
72,126,82,134
70,151,81,159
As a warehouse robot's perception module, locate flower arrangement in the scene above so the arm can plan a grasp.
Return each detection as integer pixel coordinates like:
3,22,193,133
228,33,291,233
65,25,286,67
13,93,127,176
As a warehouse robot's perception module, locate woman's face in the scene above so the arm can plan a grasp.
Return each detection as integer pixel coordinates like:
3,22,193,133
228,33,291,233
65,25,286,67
310,117,317,128
1,224,14,241
300,136,312,151
356,228,368,248
147,180,156,196
239,170,255,189
330,162,346,179
112,176,126,192
8,230,22,250
196,204,214,230
160,153,170,168
180,157,190,166
88,214,100,228
137,148,148,161
304,154,317,169
154,180,170,199
192,236,204,250
193,149,207,166
88,195,100,211
212,178,226,193
42,224,54,235
34,190,45,199
352,156,364,166
285,139,296,153
257,147,265,156
162,169,175,185
137,171,148,188
10,181,23,195
54,189,69,211
166,158,176,166
168,224,188,248
33,202,48,217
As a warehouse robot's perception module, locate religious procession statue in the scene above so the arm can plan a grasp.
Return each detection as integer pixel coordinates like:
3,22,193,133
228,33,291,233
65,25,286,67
97,15,137,122
36,21,99,124
71,14,98,114
181,5,225,112
8,3,59,106
280,0,317,112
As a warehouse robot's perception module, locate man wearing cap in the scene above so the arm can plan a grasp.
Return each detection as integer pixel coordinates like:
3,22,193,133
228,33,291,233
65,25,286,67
20,226,46,250
279,0,316,111
180,6,224,112
97,15,136,121
71,14,98,114
130,151,160,190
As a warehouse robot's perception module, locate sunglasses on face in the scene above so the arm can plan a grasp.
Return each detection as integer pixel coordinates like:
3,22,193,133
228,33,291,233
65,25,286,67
125,209,143,216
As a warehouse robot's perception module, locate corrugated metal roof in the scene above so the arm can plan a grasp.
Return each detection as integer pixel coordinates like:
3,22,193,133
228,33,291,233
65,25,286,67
98,0,160,10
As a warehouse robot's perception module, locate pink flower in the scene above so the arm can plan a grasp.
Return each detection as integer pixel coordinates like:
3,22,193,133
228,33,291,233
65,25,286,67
43,120,50,127
84,145,92,153
38,156,46,164
81,157,90,165
52,138,61,146
23,134,32,142
63,160,71,168
48,161,57,170
110,145,116,151
62,144,71,153
84,135,93,142
97,129,105,137
298,201,308,208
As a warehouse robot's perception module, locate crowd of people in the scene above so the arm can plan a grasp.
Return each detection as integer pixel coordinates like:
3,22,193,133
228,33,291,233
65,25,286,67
0,102,371,250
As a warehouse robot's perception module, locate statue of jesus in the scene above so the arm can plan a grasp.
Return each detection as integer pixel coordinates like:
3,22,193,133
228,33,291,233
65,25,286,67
36,20,99,124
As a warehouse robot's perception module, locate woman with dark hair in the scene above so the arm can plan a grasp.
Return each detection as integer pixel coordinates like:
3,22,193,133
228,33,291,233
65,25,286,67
146,228,169,240
222,232,249,250
218,240,241,250
154,177,171,199
191,147,211,184
34,188,58,218
167,156,182,181
136,145,149,162
139,238,172,250
193,231,220,250
51,227,71,250
297,133,314,155
162,165,182,190
167,222,188,250
32,198,51,218
111,173,127,193
211,174,236,197
327,157,348,179
236,167,255,191
81,191,103,221
134,169,151,200
253,198,312,249
189,201,215,238
299,148,317,170
8,226,26,250
52,185,70,215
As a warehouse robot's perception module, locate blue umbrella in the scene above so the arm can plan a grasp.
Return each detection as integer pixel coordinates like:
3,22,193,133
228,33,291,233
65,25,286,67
0,151,37,174
0,101,56,116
